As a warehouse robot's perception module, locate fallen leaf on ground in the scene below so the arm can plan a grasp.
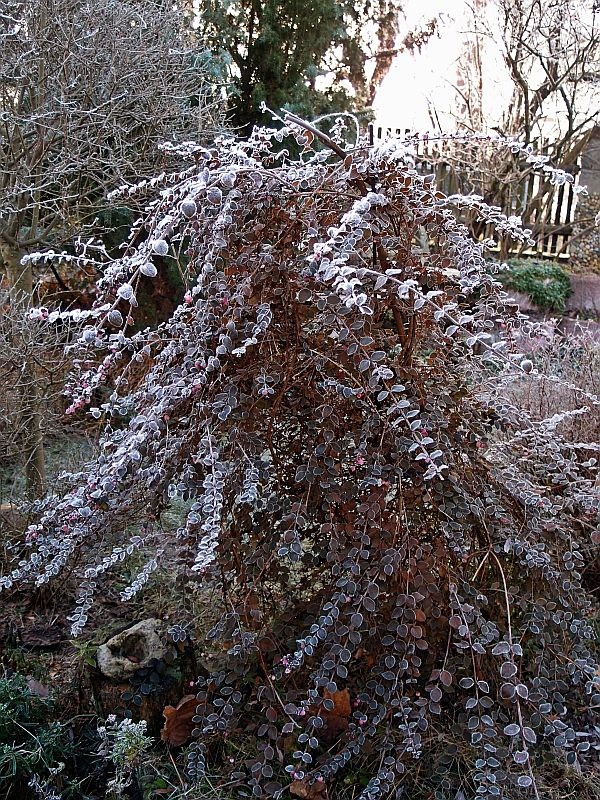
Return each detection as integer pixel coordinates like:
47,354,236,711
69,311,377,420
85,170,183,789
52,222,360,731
290,778,328,799
321,687,350,737
160,694,198,746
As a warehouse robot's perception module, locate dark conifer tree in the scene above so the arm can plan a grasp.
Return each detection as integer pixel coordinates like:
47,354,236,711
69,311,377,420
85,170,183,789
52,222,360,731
198,1,403,131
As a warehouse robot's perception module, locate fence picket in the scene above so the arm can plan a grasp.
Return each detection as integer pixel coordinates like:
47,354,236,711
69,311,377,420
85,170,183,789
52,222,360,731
368,124,579,259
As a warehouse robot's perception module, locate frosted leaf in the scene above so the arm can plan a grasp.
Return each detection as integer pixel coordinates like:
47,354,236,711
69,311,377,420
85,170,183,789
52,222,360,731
152,239,169,256
207,186,222,204
220,171,236,189
181,199,197,218
504,723,520,736
520,359,533,373
140,262,158,278
108,309,123,326
117,283,134,300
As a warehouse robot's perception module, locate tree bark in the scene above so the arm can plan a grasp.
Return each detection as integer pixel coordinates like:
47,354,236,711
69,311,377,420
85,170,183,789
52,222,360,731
4,249,46,499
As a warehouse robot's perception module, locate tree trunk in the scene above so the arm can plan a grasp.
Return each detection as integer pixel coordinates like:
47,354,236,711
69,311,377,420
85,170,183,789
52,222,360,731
4,250,46,499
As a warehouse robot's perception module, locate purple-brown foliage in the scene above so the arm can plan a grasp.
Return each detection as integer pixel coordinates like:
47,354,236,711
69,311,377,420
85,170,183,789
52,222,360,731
3,116,599,798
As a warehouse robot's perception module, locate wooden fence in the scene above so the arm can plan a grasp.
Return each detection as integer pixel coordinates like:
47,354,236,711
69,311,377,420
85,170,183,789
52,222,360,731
368,124,580,260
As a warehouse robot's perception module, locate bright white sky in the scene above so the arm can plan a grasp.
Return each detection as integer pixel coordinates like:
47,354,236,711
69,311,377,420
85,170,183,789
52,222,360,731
373,0,598,137
373,0,513,132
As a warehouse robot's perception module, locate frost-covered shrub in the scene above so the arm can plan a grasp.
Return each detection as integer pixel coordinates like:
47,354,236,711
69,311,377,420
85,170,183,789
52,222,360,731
2,116,599,798
97,715,151,795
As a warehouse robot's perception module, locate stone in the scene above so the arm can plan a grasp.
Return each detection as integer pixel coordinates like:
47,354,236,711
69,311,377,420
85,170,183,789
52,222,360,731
96,619,168,680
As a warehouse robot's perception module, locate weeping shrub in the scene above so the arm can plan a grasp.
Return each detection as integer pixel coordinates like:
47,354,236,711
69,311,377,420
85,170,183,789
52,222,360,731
2,116,598,799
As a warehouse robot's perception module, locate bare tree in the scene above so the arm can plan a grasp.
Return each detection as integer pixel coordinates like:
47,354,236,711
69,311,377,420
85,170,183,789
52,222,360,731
0,0,223,497
496,0,598,150
425,0,599,255
0,288,77,500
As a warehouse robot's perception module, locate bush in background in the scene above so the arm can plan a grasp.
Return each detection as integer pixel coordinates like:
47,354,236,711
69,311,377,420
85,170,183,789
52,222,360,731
500,258,572,312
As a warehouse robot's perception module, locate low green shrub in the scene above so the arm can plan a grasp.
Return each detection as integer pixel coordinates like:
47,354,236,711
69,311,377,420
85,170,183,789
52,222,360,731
0,673,72,799
500,257,572,311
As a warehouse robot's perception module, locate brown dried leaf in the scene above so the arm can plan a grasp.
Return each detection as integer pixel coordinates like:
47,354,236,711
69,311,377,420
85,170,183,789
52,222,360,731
323,687,350,717
321,687,351,737
160,694,197,746
290,778,328,800
258,636,277,653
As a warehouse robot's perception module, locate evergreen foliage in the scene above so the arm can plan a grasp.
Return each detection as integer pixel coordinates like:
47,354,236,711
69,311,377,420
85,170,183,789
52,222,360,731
500,259,572,313
0,674,71,798
198,1,402,130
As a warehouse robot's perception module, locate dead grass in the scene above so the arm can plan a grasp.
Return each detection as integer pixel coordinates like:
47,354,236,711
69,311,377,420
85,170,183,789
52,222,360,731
503,324,600,441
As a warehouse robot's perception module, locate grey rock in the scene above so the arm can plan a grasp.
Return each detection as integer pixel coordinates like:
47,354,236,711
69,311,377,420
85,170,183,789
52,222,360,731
96,619,167,680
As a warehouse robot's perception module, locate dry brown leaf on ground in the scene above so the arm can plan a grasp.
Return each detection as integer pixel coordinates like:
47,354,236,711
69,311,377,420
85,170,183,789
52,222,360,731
160,694,198,746
290,777,328,799
320,687,351,737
